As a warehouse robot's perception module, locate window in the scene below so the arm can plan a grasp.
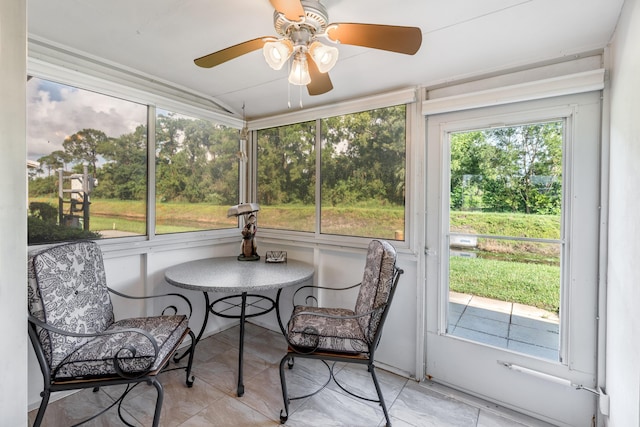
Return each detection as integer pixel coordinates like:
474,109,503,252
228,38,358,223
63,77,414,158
321,106,406,239
27,78,241,244
155,110,239,234
256,105,406,240
447,121,563,359
27,77,148,244
27,76,406,245
257,121,316,232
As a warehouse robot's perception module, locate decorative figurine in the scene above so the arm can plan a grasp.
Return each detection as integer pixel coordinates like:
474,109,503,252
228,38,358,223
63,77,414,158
227,203,260,261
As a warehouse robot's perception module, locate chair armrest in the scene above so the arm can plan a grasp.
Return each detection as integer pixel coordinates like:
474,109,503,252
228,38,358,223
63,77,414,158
28,314,160,379
292,282,362,307
107,287,193,318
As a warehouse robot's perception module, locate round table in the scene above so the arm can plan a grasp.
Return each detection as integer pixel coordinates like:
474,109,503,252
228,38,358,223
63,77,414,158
165,256,314,396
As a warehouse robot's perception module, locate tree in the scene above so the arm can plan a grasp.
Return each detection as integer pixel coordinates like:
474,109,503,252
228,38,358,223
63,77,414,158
449,131,489,210
37,150,71,176
155,113,239,204
257,121,316,205
62,128,109,176
95,125,147,200
449,122,563,215
485,123,562,214
321,106,406,206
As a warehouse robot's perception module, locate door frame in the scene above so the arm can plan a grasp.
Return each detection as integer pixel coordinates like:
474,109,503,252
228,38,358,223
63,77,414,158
423,92,603,426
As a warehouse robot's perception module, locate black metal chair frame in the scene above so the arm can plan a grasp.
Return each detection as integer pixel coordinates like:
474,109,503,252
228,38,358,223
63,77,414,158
279,265,404,427
28,286,197,427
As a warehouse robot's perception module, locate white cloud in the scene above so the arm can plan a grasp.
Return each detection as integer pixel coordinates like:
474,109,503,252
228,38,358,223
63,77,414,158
27,78,146,161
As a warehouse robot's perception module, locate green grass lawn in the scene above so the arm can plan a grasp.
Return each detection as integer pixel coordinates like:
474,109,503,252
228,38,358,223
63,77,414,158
449,256,560,312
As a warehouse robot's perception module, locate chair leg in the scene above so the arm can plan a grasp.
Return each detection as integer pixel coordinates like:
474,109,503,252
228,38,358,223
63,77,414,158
32,390,50,427
370,365,392,427
150,379,164,427
279,353,292,424
185,330,196,387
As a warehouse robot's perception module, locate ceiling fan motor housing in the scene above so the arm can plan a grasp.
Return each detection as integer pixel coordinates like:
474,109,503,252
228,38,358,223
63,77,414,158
273,0,329,41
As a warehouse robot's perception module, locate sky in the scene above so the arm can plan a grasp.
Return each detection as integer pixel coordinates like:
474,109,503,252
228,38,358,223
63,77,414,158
27,78,147,162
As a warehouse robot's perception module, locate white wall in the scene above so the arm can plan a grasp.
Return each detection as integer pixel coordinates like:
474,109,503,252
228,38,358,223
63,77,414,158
0,1,28,425
606,0,640,424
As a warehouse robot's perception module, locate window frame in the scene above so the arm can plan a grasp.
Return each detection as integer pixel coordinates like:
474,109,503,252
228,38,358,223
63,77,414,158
253,104,412,247
26,69,244,250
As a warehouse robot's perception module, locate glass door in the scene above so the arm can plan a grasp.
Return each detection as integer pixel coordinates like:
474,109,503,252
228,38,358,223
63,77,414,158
425,93,601,426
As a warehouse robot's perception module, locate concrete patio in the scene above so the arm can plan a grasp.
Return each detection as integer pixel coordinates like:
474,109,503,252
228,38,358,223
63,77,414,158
448,292,560,360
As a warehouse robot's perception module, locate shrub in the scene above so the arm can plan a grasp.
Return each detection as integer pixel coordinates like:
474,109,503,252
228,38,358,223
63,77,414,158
29,202,58,223
28,203,101,245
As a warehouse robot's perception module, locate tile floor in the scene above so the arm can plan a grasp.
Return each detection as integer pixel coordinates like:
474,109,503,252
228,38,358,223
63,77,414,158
28,322,556,427
448,292,560,360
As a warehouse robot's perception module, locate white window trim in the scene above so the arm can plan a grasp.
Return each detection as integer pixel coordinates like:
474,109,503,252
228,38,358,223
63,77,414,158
250,87,417,130
421,69,604,116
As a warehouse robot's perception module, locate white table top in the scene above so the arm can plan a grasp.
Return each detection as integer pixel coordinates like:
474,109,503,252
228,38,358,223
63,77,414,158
165,256,314,293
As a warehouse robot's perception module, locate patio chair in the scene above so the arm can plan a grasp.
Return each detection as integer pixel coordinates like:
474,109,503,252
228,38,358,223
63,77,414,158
279,239,404,427
27,241,196,427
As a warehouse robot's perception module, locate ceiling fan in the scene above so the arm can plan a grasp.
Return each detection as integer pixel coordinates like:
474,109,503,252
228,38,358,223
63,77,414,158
194,0,422,96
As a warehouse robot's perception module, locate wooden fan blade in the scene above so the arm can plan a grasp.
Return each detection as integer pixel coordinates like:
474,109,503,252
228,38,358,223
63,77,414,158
327,23,422,55
306,53,333,96
194,37,271,68
269,0,305,21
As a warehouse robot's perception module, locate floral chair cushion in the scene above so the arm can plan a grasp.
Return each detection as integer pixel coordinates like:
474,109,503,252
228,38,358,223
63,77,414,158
287,306,369,353
286,239,398,354
28,240,189,379
53,315,189,380
354,239,397,342
28,241,115,371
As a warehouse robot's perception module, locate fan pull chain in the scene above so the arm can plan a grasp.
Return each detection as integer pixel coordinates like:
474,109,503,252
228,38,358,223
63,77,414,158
299,85,303,109
287,60,292,109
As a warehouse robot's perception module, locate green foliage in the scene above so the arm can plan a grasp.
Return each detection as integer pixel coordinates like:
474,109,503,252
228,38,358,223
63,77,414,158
450,122,562,215
30,114,240,207
29,175,57,197
321,106,406,206
29,202,58,223
155,113,239,204
94,124,147,200
37,150,71,176
28,216,101,244
62,128,109,177
257,106,406,210
28,201,101,244
257,121,316,205
30,105,407,238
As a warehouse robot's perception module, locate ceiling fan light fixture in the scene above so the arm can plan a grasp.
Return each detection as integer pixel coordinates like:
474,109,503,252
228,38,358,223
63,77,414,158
288,53,311,86
263,40,293,70
309,41,339,73
195,0,423,99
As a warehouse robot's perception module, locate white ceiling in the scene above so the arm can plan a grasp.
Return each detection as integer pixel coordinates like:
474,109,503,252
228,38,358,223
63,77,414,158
27,0,623,120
